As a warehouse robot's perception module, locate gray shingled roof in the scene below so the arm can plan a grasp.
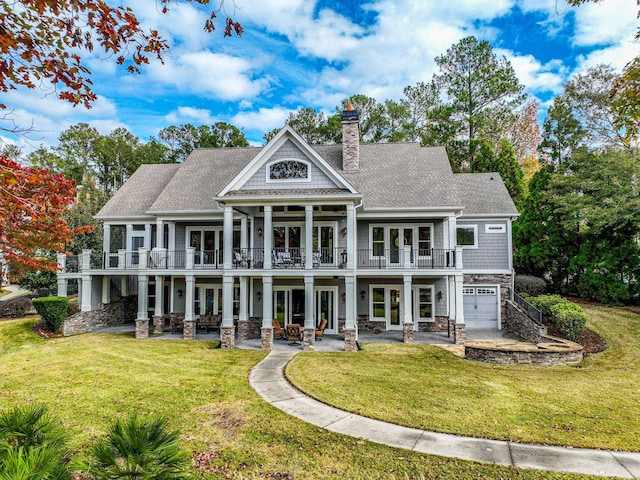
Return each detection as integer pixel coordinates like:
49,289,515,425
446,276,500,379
96,140,516,218
454,173,519,216
147,147,260,214
95,164,181,219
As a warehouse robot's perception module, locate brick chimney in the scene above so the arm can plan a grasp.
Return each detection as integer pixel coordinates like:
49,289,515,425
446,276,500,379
341,103,360,172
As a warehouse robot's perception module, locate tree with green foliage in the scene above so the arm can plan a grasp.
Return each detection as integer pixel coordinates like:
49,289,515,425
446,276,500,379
158,122,249,162
539,96,586,166
54,123,101,184
515,150,640,303
433,36,526,171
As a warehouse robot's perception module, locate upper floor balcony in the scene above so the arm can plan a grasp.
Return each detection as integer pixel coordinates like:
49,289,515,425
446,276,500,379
58,246,461,274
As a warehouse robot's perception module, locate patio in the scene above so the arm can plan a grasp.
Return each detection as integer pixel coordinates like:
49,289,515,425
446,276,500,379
93,324,520,353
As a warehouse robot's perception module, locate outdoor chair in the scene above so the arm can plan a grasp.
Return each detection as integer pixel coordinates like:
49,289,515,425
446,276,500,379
315,318,328,340
285,324,302,346
170,313,184,334
272,319,286,339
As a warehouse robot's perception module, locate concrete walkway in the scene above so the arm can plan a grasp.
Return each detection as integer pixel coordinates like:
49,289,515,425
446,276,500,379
249,350,640,478
0,285,30,302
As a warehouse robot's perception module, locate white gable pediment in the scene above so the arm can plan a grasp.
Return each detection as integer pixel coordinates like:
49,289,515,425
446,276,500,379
219,125,357,196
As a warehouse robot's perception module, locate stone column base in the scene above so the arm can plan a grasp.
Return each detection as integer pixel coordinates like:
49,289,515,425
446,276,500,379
403,322,414,344
261,326,273,350
238,320,250,340
303,327,315,351
344,328,357,352
454,323,466,345
135,319,149,339
221,325,235,349
152,315,164,334
183,320,196,340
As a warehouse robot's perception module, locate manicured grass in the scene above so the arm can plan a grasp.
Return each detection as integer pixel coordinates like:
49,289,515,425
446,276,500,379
0,317,597,479
287,305,640,452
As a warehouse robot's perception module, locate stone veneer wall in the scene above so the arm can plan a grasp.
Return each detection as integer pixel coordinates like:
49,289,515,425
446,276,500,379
465,346,583,366
63,296,136,336
503,301,547,343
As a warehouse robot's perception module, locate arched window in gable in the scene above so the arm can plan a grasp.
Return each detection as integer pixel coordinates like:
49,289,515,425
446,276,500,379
267,159,310,181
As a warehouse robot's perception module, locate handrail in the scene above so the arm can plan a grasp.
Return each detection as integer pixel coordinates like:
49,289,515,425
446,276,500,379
513,292,543,326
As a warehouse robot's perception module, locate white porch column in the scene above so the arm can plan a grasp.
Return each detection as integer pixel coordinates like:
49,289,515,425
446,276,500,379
144,224,152,249
346,203,355,269
448,215,457,250
57,278,68,298
305,205,313,270
263,206,272,269
183,274,196,340
121,275,128,297
222,275,234,327
403,275,413,325
303,275,316,351
344,275,357,351
156,219,164,249
455,275,465,324
184,275,195,322
455,246,463,269
101,276,110,304
240,216,248,250
223,206,234,270
135,274,149,339
126,224,133,251
167,222,176,252
80,275,92,312
262,275,273,327
186,247,195,270
448,275,456,322
154,275,164,317
118,249,126,269
80,249,91,272
239,276,248,322
103,224,111,256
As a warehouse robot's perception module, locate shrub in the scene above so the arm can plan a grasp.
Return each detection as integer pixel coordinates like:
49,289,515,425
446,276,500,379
0,296,32,318
66,299,80,317
529,294,565,317
32,296,69,334
515,275,547,297
84,413,190,479
549,302,587,343
0,404,71,479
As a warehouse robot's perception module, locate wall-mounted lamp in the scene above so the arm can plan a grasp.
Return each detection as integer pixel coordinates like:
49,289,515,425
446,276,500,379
360,290,366,300
257,291,262,302
258,228,263,237
341,292,346,303
341,227,347,236
437,290,443,301
177,289,183,298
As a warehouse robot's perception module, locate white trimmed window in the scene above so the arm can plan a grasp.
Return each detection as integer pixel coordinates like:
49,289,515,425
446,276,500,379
369,224,433,257
266,159,310,182
456,225,478,249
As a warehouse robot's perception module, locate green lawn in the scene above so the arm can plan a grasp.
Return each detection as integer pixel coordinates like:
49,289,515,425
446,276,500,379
287,305,640,452
0,318,601,479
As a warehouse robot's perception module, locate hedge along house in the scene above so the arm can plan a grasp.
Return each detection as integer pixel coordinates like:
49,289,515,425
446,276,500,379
56,106,519,351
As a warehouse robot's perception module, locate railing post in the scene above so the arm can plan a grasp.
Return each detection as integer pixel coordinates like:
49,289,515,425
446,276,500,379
56,253,66,273
138,248,148,269
81,249,91,272
403,246,412,269
455,246,463,269
186,247,195,270
118,249,126,269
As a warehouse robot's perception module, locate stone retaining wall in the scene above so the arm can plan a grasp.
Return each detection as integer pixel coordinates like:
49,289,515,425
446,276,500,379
504,300,547,343
465,343,583,366
63,296,136,336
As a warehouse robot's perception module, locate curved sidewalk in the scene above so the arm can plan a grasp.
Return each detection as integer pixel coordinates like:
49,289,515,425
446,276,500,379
249,351,640,479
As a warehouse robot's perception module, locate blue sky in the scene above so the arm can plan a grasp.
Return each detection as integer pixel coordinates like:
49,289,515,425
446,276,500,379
1,0,637,151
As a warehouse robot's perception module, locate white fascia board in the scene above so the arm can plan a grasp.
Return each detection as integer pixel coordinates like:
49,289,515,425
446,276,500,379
357,207,464,219
216,193,362,206
459,213,520,219
98,215,155,223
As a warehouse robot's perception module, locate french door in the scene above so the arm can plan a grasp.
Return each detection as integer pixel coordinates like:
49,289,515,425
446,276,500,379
389,228,413,265
273,287,337,332
371,286,403,330
315,287,337,333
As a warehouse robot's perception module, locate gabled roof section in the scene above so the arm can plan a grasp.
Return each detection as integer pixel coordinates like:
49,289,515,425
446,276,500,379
95,163,180,220
454,173,519,216
314,144,463,210
147,147,259,214
218,125,358,197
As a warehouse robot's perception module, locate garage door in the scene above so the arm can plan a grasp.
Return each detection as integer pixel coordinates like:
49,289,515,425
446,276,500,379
463,286,499,329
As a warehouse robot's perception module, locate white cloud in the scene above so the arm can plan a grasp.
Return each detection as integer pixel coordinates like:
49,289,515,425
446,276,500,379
147,51,270,100
575,40,637,72
499,50,566,95
571,0,637,47
164,106,218,125
231,107,293,131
